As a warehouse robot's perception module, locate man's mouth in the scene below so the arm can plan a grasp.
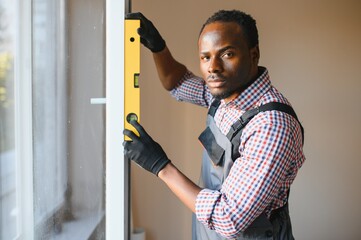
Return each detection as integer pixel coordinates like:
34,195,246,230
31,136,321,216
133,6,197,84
207,74,226,88
207,79,226,88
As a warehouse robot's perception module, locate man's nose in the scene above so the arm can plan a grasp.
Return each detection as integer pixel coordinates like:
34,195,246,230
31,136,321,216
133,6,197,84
208,57,223,73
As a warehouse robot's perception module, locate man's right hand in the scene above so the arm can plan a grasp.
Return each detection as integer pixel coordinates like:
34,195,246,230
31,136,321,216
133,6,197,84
126,12,166,53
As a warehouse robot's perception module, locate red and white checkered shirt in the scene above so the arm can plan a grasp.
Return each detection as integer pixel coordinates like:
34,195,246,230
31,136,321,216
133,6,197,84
170,67,305,238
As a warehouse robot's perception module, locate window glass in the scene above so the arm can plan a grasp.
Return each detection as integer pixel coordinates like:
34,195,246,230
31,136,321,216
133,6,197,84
32,0,106,239
32,0,69,237
0,0,16,239
0,0,106,239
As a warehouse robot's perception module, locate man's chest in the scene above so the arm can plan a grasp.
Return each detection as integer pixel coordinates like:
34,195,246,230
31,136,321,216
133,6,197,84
214,106,246,135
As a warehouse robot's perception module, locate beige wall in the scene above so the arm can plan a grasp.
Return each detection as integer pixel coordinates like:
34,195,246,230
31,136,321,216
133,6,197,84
131,0,361,239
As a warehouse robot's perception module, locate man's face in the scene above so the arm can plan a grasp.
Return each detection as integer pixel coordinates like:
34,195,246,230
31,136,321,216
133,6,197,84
198,21,259,102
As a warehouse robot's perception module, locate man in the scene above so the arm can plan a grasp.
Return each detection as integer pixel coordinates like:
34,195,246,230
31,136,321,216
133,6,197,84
124,10,305,239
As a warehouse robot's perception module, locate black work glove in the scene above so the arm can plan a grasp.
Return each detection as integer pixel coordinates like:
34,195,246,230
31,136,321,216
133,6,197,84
125,12,166,53
123,120,170,176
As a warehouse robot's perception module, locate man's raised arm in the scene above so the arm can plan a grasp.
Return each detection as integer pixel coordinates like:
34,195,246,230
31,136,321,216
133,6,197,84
126,12,187,91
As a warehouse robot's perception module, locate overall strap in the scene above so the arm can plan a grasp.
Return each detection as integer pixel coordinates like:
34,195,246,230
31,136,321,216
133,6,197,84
226,102,304,144
208,99,221,117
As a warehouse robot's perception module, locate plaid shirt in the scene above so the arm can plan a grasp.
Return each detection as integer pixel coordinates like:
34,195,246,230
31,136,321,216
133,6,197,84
170,67,305,238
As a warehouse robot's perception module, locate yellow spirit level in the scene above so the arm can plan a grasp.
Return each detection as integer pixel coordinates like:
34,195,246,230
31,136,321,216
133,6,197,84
124,19,140,140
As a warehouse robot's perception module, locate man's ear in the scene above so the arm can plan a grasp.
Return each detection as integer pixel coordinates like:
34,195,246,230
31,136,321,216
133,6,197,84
250,45,260,65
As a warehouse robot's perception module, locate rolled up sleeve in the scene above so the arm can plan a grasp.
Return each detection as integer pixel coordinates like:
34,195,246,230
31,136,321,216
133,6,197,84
170,70,211,107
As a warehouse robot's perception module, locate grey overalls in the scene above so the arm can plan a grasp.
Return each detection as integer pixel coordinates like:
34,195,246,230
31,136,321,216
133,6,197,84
192,100,304,240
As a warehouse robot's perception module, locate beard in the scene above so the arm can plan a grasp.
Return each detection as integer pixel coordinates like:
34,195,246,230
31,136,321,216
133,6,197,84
210,84,245,100
210,78,256,101
212,89,234,100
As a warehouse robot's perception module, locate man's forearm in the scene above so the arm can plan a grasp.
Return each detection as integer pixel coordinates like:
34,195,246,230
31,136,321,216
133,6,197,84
153,46,187,91
158,162,201,213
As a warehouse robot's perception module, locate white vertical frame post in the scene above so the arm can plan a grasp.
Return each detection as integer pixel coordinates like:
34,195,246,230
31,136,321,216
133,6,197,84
106,0,126,239
15,0,34,239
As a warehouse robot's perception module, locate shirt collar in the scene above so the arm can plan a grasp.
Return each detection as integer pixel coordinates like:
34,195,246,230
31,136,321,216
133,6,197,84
218,67,271,111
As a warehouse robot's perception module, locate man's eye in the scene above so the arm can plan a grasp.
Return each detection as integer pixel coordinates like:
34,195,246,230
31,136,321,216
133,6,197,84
201,56,210,61
222,52,234,58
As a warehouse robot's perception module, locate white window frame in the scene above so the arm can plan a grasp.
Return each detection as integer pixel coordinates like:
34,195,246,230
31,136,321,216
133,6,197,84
15,0,34,238
106,0,127,239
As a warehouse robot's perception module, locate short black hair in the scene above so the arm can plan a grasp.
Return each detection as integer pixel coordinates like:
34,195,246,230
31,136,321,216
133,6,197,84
200,10,259,48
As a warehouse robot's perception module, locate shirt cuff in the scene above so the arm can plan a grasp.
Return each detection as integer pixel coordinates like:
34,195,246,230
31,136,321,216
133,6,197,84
169,70,194,99
195,188,222,230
